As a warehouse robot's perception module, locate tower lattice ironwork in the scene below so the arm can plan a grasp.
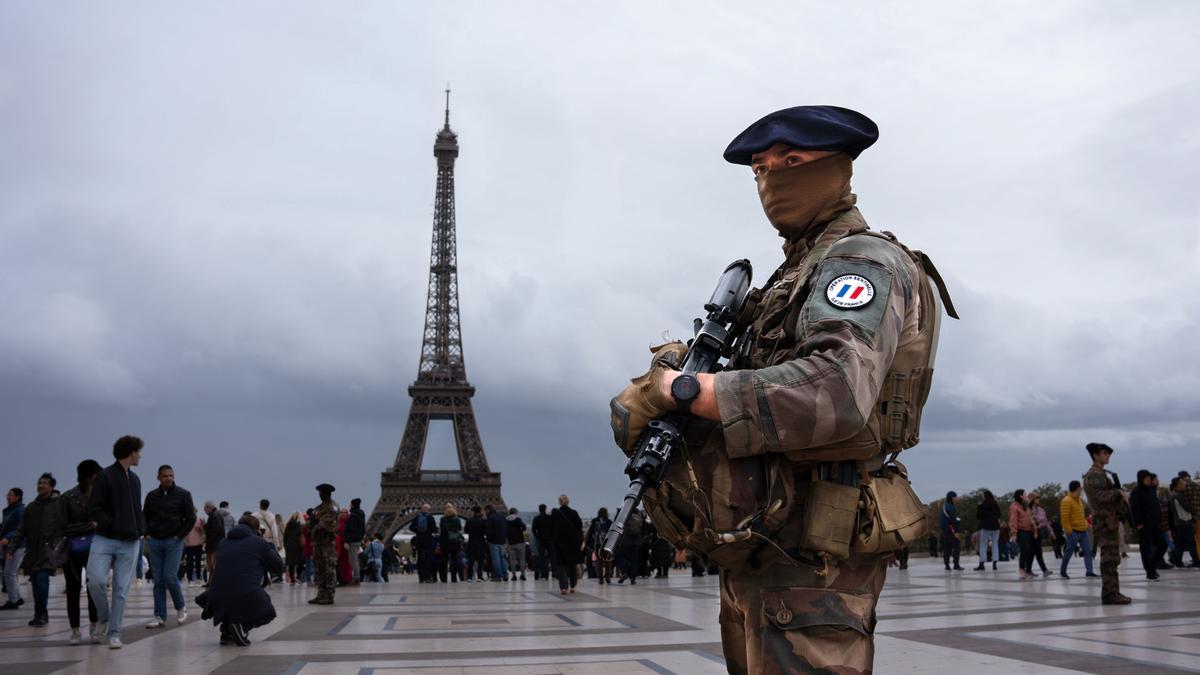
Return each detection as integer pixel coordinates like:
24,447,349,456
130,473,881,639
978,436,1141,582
368,91,505,539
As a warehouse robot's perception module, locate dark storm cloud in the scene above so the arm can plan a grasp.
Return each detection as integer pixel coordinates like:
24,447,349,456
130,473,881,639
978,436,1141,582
1,2,1198,513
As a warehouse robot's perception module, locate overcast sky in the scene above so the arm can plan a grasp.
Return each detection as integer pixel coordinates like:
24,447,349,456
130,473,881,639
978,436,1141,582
2,2,1197,520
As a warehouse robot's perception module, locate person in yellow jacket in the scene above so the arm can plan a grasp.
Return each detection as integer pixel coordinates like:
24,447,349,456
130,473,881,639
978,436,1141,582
1059,480,1097,579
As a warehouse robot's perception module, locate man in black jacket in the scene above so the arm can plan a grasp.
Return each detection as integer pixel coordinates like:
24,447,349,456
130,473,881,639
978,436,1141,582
86,435,147,649
408,504,437,583
344,498,366,586
531,504,551,580
1130,469,1164,580
464,506,487,581
143,464,196,629
484,504,509,581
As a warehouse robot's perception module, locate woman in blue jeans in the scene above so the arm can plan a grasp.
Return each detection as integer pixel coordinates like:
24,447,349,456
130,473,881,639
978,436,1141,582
974,491,1002,570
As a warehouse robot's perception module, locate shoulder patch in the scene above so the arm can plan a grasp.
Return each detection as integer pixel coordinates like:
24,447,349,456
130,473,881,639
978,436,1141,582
805,258,894,342
826,274,875,309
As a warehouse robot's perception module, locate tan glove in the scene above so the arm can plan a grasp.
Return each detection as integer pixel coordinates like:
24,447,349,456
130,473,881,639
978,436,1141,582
609,341,688,455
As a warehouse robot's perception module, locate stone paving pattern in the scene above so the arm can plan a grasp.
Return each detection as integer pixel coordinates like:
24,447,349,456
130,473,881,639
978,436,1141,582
1,555,1197,674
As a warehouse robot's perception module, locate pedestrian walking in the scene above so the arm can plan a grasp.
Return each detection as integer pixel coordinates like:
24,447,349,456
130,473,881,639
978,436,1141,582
142,464,195,629
1059,480,1097,579
7,473,63,627
549,495,582,594
86,435,148,648
0,487,26,611
61,460,102,643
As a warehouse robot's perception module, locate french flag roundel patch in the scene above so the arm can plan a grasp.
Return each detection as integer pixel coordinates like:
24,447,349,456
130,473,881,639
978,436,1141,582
826,274,875,309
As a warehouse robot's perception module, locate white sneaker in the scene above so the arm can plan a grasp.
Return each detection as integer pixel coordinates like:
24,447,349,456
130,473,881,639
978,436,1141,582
91,622,107,644
68,628,81,645
145,617,164,629
176,608,188,625
108,636,122,649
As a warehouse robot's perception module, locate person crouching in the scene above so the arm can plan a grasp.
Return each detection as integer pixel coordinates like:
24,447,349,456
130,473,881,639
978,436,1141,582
201,515,283,646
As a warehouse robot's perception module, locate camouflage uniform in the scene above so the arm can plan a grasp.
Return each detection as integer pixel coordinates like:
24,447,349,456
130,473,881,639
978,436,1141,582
311,498,339,603
642,207,951,674
1082,462,1126,603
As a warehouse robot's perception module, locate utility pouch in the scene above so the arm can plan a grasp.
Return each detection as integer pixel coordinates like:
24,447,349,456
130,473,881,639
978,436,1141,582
799,480,860,560
852,462,928,554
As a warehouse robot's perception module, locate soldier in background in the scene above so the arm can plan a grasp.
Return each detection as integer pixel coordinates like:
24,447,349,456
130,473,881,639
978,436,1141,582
308,483,338,605
1081,443,1131,605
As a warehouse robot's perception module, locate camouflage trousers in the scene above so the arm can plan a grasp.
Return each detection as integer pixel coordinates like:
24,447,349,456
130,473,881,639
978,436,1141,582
1095,528,1121,601
313,539,337,601
719,552,888,675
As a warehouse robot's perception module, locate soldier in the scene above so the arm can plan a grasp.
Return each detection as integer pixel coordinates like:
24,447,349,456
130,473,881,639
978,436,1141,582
611,106,956,673
1081,443,1131,605
308,483,339,605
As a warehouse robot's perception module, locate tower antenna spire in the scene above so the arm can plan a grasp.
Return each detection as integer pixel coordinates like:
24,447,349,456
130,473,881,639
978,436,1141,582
444,83,451,128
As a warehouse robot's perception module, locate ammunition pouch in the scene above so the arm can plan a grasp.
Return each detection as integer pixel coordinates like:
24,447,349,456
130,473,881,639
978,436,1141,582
852,462,928,555
798,480,861,560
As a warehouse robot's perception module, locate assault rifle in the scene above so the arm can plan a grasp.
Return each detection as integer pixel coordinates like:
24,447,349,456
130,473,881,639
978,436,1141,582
600,259,753,561
1109,471,1136,527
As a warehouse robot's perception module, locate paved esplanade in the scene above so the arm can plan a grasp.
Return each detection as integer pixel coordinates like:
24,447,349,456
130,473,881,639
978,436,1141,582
2,557,1197,674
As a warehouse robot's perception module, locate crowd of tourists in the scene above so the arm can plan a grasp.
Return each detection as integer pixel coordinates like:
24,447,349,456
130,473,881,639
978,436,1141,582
0,435,692,649
933,468,1199,581
399,498,682,596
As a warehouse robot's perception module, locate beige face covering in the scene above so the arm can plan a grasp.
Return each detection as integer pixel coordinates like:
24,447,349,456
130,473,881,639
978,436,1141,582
755,153,856,241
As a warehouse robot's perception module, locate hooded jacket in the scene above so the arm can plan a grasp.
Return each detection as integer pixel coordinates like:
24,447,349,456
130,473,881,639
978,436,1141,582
201,524,283,629
1129,479,1162,532
505,514,527,545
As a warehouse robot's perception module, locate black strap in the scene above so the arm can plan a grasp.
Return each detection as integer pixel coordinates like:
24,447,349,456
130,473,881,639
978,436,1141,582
917,251,959,319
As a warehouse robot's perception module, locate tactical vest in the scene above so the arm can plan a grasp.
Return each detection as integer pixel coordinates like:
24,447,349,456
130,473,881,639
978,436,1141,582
643,208,956,569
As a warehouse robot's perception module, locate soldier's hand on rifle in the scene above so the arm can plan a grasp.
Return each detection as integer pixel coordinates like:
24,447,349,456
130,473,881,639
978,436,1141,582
609,341,688,453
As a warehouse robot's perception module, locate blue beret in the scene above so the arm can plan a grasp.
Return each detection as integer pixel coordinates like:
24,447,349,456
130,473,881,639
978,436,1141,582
723,105,879,165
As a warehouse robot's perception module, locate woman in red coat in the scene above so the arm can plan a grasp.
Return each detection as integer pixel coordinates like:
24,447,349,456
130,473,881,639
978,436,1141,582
335,510,352,585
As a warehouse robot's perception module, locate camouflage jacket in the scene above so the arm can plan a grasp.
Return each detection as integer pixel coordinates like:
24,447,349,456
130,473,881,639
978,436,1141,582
1082,463,1123,532
645,207,949,563
312,500,339,544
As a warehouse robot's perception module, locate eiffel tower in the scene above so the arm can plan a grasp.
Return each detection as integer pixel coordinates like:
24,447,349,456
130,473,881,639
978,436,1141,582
367,90,505,539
